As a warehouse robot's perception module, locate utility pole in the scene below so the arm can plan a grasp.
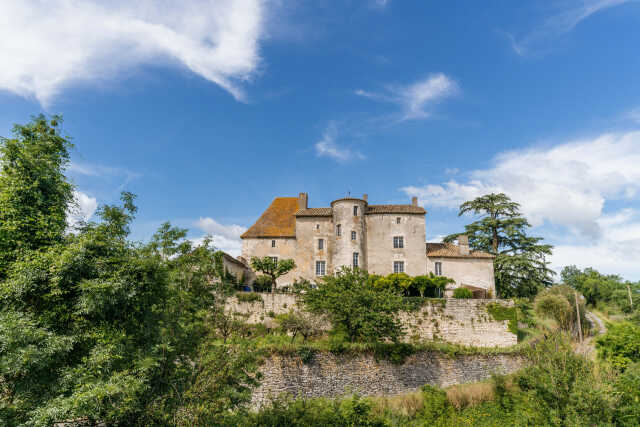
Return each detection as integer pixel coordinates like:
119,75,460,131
627,283,633,308
574,291,583,343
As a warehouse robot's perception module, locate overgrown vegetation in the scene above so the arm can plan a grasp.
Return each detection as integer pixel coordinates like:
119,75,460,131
452,287,473,299
486,302,518,335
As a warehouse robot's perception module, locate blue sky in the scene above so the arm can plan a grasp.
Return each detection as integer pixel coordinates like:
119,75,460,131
1,1,640,280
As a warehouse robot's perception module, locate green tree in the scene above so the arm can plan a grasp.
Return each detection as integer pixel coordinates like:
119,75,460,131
561,265,637,311
0,115,74,278
412,273,453,298
250,256,296,293
298,267,405,342
445,193,554,298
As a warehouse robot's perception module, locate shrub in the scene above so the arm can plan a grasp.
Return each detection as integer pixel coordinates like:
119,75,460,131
299,267,405,343
253,275,273,292
453,287,473,299
235,292,263,303
534,285,590,336
596,322,640,370
296,346,316,364
275,310,323,343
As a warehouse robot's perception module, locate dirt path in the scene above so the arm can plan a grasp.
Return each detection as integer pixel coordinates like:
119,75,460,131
575,311,606,359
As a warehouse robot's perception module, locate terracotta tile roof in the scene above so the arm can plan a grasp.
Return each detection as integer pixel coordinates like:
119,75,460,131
241,197,298,238
295,207,333,217
426,242,494,259
366,204,426,214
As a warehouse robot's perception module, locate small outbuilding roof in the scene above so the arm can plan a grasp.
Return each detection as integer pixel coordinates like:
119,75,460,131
426,242,494,259
241,197,298,238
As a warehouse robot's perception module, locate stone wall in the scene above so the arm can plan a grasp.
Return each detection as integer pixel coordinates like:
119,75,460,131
252,351,524,408
225,293,517,348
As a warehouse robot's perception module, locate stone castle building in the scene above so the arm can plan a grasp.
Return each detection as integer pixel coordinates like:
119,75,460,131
240,193,495,296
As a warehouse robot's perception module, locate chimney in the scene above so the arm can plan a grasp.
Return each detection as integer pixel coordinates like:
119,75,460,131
298,192,308,210
411,196,418,206
362,194,368,202
458,235,470,255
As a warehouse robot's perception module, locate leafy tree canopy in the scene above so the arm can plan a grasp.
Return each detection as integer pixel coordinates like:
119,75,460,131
0,114,74,277
297,267,405,343
444,193,554,298
250,256,295,292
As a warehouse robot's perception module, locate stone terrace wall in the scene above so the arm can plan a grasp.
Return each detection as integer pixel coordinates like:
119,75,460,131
226,293,517,348
252,351,524,408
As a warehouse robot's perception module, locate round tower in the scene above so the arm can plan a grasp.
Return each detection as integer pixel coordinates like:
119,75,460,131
331,198,367,271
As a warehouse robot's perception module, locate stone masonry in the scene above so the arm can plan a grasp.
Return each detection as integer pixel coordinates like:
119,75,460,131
225,293,517,348
252,351,524,408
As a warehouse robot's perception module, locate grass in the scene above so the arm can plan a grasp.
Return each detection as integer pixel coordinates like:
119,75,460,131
235,292,263,303
249,332,525,363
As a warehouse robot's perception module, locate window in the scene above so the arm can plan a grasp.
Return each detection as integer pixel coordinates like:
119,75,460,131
351,230,357,240
270,256,278,264
318,239,324,250
393,261,404,274
393,236,404,248
353,205,359,216
316,224,320,230
435,262,442,276
353,252,359,268
336,224,341,236
315,260,326,276
271,240,276,248
396,217,401,224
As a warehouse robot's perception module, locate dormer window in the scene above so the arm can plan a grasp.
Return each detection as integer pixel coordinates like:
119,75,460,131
353,205,358,216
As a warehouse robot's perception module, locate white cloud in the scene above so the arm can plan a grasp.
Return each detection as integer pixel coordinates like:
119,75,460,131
355,73,458,120
68,190,98,227
0,0,265,105
402,131,640,279
314,123,365,162
507,0,633,56
195,217,246,256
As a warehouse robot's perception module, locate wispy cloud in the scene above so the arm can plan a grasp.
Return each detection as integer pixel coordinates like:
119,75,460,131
623,107,640,124
314,123,365,162
0,0,265,105
355,73,458,121
195,217,247,256
506,0,634,56
402,131,640,279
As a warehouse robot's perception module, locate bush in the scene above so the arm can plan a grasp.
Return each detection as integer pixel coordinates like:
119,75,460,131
253,275,273,292
299,267,405,343
240,394,387,426
275,310,323,343
236,292,263,303
596,322,640,370
534,285,590,337
453,287,473,299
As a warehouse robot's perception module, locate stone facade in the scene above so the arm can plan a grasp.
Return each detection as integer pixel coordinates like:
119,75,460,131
252,351,524,408
225,293,517,348
240,193,496,294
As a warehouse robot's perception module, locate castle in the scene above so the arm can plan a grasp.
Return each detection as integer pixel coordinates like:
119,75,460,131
240,193,495,297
